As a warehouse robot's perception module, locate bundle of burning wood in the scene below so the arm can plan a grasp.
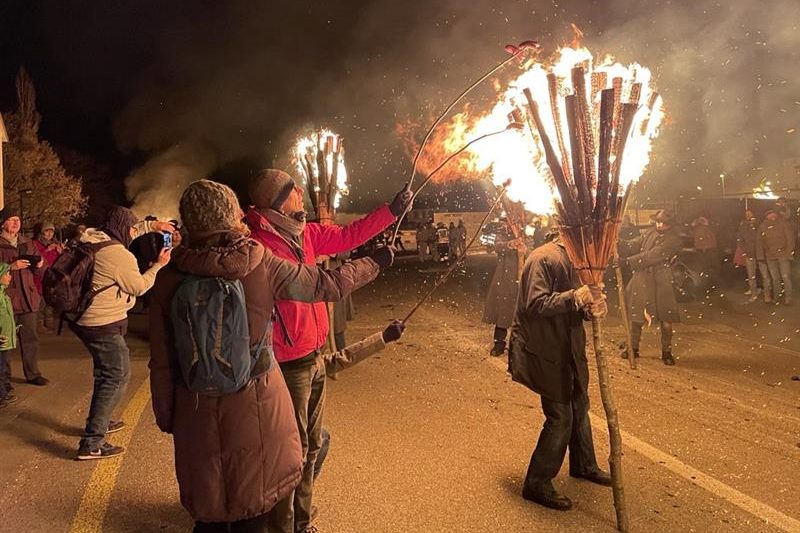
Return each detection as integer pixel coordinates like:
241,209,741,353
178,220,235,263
521,65,662,533
294,130,348,224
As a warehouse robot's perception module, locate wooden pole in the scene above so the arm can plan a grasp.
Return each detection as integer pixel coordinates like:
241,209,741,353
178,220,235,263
547,73,572,182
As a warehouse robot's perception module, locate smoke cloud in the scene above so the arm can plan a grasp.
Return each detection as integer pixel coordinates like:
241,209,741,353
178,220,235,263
45,0,797,213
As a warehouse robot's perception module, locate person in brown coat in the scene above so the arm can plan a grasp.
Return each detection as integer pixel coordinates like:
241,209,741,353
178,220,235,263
148,180,393,532
756,209,795,305
0,208,48,386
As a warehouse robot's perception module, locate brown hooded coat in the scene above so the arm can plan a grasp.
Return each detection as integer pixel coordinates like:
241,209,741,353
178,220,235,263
148,232,379,523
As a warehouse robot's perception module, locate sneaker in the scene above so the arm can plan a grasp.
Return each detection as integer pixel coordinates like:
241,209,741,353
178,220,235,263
27,376,50,386
76,442,125,461
0,394,19,408
107,420,126,434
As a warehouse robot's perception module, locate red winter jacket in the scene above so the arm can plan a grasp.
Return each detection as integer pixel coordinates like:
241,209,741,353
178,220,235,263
246,205,396,362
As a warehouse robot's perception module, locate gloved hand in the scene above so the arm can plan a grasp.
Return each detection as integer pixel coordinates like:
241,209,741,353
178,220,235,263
589,284,608,318
574,285,593,309
382,319,406,343
370,245,395,269
389,183,413,217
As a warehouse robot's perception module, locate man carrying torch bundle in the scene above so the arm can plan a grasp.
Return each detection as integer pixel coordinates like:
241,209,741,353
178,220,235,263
245,168,412,533
509,233,611,511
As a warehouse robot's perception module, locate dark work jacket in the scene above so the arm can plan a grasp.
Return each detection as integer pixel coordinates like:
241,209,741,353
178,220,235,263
509,241,588,403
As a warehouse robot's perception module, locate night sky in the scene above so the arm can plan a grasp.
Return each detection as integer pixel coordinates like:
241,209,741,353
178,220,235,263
2,0,798,214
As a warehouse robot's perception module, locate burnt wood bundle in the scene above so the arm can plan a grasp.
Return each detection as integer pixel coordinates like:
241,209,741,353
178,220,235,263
298,132,345,224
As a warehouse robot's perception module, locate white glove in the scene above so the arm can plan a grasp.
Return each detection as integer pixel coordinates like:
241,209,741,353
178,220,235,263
574,285,593,309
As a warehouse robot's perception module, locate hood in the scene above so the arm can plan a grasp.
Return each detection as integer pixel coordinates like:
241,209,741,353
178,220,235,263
80,228,113,245
172,232,266,280
102,206,138,248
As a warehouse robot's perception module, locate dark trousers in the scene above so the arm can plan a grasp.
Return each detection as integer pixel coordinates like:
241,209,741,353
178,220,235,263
76,332,131,449
493,326,508,344
524,380,600,493
0,350,11,398
277,354,326,533
10,312,41,380
631,321,673,353
194,512,271,533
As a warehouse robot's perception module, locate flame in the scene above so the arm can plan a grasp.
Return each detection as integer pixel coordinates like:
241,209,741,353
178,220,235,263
293,129,349,209
398,40,664,214
753,179,778,199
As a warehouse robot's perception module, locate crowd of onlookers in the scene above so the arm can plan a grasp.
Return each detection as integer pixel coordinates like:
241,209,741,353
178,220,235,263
414,219,467,262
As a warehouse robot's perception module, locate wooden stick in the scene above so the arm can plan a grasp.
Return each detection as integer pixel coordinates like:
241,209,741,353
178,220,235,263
547,73,572,183
572,67,597,192
523,88,580,223
639,91,660,135
608,103,638,218
565,95,591,224
594,89,615,222
591,315,630,532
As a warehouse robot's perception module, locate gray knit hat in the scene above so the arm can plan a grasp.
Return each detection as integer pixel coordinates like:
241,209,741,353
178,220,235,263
248,169,296,210
179,179,243,233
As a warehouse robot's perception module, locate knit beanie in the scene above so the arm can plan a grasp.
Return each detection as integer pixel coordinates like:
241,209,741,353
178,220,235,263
0,207,20,225
41,221,55,231
248,169,296,210
179,179,243,233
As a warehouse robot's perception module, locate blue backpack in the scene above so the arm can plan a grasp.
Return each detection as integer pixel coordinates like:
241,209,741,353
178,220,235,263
171,276,271,395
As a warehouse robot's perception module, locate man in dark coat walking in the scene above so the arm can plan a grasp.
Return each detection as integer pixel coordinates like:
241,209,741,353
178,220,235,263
619,209,682,365
483,225,523,357
509,237,611,511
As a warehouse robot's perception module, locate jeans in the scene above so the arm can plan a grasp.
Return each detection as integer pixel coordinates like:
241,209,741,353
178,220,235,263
76,333,130,450
524,377,600,492
763,259,793,302
314,428,330,480
194,512,271,533
11,312,41,381
277,354,326,533
745,257,758,295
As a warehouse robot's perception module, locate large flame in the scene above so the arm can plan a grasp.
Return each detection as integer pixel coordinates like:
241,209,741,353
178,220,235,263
293,129,349,209
399,41,664,214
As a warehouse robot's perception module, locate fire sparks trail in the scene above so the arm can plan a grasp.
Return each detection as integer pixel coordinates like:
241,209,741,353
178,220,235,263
398,38,664,215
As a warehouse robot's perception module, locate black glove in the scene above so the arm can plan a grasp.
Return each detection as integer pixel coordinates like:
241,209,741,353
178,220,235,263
382,319,406,343
370,245,395,269
389,183,413,217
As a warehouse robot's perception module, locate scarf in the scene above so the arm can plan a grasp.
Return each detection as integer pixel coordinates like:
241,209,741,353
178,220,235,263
1,232,19,247
265,209,306,238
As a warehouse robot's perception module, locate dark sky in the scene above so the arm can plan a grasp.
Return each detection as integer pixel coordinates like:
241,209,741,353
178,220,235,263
2,0,799,215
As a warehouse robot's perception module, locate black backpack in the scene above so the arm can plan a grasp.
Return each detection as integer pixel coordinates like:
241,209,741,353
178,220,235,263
42,241,117,322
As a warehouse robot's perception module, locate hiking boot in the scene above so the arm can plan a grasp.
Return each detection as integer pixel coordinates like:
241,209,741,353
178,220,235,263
107,420,126,434
0,394,19,408
76,442,125,461
661,351,675,366
27,376,50,386
489,341,506,357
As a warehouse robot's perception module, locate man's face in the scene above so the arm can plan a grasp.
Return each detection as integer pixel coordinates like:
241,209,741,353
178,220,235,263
3,217,21,235
767,212,778,221
43,228,55,240
655,221,670,232
280,184,305,214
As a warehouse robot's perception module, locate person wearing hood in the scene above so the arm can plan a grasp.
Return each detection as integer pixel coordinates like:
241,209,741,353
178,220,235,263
619,209,683,365
756,208,795,305
149,179,394,532
244,168,411,533
0,263,18,408
0,208,47,387
72,206,175,460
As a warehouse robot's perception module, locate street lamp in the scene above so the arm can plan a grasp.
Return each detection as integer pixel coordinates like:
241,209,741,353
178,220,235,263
719,173,726,197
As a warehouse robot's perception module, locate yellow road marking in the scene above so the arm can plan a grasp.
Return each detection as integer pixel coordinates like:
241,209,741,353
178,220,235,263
69,377,151,533
588,413,800,533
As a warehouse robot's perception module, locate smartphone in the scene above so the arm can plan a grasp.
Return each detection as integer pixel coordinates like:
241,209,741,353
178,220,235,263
162,232,173,250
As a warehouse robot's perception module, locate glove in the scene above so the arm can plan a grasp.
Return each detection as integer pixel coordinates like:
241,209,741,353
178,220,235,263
574,285,593,309
370,245,395,269
382,319,406,343
389,183,413,217
588,284,607,318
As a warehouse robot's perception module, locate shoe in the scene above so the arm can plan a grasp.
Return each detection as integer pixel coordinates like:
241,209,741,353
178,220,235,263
570,469,612,487
744,289,752,296
662,351,676,366
107,420,126,434
27,376,49,386
621,349,639,360
0,394,19,408
489,341,506,357
522,486,573,511
76,442,125,461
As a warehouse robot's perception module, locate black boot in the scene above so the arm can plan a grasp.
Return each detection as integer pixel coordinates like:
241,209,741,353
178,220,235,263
661,350,675,366
490,341,506,357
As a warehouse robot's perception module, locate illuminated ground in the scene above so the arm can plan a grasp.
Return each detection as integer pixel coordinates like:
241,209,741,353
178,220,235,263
1,254,798,532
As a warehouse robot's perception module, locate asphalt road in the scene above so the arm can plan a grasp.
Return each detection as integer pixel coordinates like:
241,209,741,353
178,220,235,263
1,254,798,533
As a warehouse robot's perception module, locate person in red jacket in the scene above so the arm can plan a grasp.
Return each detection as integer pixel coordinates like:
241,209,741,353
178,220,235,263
246,168,411,533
